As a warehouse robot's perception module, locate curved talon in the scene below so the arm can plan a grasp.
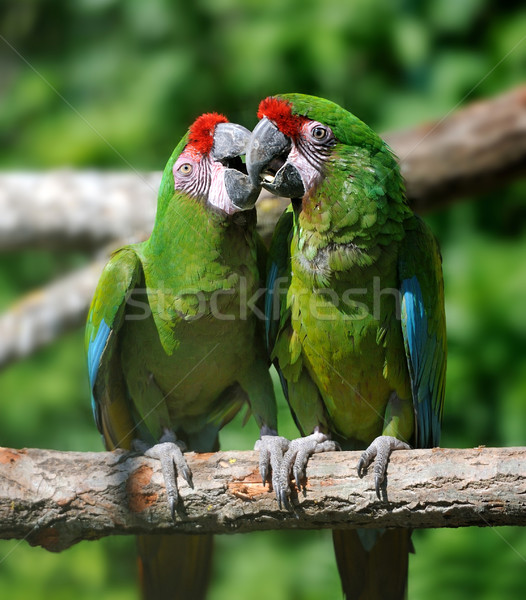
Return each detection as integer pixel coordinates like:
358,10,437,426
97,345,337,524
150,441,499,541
168,496,176,520
293,461,305,493
274,431,339,511
260,464,268,486
255,438,270,485
375,475,382,499
258,447,269,485
358,435,411,499
357,458,365,478
133,430,193,518
254,435,290,488
357,448,375,478
278,488,291,512
180,464,193,488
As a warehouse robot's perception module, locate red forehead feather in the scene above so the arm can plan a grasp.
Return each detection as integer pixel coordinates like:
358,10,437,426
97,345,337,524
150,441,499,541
187,112,229,155
257,97,304,138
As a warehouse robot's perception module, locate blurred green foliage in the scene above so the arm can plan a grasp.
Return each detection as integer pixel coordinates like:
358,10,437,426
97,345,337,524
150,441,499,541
1,0,525,598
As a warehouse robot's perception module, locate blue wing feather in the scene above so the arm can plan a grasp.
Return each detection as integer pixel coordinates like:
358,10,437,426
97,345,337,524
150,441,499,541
399,217,446,449
87,318,111,429
85,247,142,439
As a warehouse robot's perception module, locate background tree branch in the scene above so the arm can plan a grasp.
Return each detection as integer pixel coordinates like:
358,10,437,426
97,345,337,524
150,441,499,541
383,84,526,213
0,171,158,252
0,258,108,368
1,446,524,553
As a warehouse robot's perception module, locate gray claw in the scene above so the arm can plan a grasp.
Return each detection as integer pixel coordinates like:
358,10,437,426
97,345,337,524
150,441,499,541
280,489,292,512
133,429,192,517
168,496,176,520
375,475,382,499
357,455,368,478
180,464,193,488
260,463,268,486
277,431,339,511
254,435,290,488
293,461,305,493
357,435,411,499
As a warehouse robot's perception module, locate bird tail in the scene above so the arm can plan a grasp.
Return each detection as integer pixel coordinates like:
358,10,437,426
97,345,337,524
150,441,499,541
332,528,412,600
137,533,214,600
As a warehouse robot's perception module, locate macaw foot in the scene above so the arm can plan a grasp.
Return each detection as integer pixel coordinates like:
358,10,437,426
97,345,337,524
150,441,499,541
357,435,411,498
254,434,290,491
133,428,193,518
275,431,340,511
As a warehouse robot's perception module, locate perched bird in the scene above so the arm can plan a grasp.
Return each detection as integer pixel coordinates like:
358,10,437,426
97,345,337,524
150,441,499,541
86,113,280,600
247,94,446,600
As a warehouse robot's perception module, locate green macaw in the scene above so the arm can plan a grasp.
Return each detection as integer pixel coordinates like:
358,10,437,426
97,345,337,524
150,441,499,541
85,113,281,600
246,94,446,600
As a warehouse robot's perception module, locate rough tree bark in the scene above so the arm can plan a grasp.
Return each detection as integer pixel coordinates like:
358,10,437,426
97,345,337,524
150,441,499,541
1,446,525,552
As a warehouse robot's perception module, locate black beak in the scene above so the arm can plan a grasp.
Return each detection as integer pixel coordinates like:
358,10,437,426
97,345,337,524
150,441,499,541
224,169,260,210
211,122,261,211
246,118,305,198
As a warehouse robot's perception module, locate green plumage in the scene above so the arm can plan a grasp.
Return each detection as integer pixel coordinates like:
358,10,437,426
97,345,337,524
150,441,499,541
263,94,446,599
86,133,276,450
266,93,445,449
86,121,276,600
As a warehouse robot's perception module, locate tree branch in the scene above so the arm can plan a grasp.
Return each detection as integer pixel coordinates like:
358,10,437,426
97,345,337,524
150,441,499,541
383,85,526,213
0,170,159,251
0,257,107,368
1,446,524,552
1,85,525,251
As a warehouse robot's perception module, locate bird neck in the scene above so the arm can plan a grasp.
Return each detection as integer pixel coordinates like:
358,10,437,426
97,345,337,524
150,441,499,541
292,145,412,284
143,191,258,290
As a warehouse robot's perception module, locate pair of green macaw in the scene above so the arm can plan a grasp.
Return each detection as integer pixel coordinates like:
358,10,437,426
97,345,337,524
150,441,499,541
86,96,446,599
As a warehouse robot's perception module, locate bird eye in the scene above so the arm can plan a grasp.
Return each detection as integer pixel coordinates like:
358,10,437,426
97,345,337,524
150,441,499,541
178,163,193,176
311,126,328,141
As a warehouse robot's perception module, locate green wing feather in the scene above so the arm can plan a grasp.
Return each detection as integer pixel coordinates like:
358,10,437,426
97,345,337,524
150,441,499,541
399,216,447,448
85,246,142,448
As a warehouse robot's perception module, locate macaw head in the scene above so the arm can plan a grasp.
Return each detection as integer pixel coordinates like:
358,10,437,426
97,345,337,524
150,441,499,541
164,113,260,216
246,94,388,200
